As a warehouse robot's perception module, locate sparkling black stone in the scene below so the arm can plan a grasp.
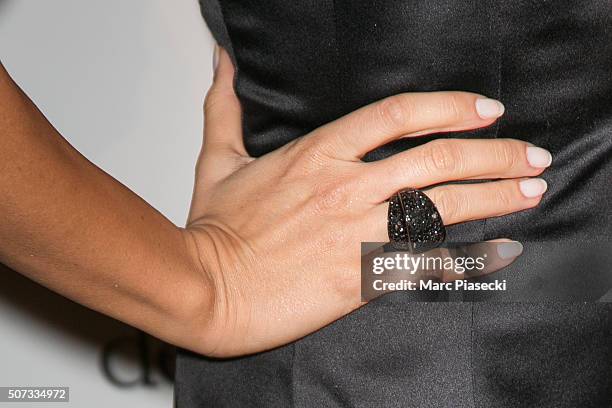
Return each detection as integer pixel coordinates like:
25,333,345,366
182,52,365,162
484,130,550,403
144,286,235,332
387,188,446,252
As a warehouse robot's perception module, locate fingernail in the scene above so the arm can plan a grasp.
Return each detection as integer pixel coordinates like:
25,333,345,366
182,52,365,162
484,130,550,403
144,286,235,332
475,98,505,119
212,44,220,73
519,178,548,198
526,146,552,168
497,241,523,260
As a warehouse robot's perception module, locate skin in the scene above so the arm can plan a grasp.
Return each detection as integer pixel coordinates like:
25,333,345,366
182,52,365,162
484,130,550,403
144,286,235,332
0,48,549,358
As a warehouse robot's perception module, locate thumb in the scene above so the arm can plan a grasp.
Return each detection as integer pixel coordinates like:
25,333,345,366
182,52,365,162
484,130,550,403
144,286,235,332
188,46,249,223
202,45,247,157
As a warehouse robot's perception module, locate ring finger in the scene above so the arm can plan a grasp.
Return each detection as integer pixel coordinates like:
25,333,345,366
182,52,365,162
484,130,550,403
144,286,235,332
362,178,547,241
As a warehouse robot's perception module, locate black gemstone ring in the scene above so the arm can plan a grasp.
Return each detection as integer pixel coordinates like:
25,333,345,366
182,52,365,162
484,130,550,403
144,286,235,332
387,188,446,252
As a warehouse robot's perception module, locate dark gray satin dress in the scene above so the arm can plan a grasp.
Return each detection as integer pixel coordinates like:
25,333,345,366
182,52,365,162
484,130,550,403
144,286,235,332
175,1,612,406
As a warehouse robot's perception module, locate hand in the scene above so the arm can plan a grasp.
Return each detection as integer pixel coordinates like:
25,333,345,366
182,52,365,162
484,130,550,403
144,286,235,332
182,48,551,357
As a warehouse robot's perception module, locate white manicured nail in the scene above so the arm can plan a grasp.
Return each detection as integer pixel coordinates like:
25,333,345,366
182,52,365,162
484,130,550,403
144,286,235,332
526,146,552,168
475,98,505,119
519,178,548,198
497,241,524,260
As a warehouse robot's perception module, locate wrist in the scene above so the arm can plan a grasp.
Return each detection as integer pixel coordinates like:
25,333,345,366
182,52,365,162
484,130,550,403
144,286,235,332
177,226,227,356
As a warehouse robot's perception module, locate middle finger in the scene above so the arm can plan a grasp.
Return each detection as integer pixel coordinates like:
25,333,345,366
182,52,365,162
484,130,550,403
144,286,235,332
362,138,552,203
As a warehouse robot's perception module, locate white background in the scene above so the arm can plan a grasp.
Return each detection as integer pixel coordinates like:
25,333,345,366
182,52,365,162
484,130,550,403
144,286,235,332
0,1,215,406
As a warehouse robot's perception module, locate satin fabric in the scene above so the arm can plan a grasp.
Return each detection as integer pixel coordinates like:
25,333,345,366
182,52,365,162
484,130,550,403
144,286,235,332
176,1,612,406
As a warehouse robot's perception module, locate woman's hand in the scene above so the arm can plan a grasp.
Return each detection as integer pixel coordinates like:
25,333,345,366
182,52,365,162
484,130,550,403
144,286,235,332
182,48,551,357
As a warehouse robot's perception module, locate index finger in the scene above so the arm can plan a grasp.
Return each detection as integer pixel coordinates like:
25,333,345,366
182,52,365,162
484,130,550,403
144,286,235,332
310,91,505,161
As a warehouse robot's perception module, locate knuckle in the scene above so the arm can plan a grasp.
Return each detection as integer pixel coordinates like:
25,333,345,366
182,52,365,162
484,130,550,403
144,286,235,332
393,153,418,181
492,140,521,170
298,128,340,160
438,93,465,124
312,178,354,214
290,135,316,157
279,137,327,177
280,136,339,184
376,95,413,133
295,140,330,172
421,139,462,174
287,135,313,158
432,188,463,222
492,185,515,209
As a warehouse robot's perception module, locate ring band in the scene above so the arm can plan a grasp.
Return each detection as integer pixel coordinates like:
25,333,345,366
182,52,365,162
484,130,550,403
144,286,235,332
387,188,446,252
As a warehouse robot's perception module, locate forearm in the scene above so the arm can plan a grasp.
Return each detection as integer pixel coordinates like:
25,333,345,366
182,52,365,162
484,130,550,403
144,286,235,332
0,63,211,351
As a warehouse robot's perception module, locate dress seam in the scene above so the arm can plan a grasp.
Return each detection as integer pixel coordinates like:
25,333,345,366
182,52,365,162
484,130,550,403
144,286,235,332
469,305,477,408
470,3,504,408
480,0,504,242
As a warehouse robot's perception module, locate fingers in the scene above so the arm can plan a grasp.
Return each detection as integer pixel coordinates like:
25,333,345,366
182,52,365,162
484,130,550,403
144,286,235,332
309,91,504,160
364,178,547,241
425,179,546,224
203,46,248,157
364,138,552,201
